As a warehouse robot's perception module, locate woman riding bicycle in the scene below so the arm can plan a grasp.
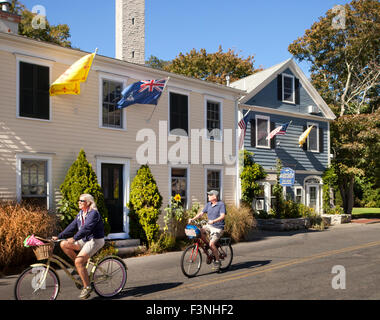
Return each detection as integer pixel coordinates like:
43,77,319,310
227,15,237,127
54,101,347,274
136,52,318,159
52,193,105,299
188,190,226,271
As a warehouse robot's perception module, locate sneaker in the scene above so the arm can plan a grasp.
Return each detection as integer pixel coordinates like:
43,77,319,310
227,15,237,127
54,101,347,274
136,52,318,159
79,286,92,299
212,260,221,271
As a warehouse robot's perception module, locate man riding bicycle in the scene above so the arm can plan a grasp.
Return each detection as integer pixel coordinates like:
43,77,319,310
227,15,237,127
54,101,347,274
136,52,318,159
188,190,226,271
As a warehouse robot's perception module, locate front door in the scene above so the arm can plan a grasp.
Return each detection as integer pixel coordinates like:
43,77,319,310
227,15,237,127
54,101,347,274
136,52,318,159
307,185,319,213
101,164,124,233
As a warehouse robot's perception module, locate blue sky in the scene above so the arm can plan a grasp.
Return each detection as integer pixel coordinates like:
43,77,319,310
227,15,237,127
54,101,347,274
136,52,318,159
22,0,351,76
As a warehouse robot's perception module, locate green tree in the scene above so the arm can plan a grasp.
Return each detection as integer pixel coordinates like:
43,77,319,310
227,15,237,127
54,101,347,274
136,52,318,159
288,0,380,116
163,45,261,85
128,165,162,247
10,0,71,47
58,149,110,234
331,110,380,213
288,0,380,213
145,55,170,70
239,150,267,206
271,159,286,218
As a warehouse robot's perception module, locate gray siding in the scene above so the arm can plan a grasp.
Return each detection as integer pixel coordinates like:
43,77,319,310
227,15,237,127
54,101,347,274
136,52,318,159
244,111,329,172
245,68,324,117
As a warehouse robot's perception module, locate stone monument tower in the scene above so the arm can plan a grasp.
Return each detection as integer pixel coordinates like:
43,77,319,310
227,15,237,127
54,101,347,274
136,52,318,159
115,0,145,65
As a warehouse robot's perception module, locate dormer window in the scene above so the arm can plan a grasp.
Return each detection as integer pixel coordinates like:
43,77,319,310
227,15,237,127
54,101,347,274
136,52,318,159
282,74,295,103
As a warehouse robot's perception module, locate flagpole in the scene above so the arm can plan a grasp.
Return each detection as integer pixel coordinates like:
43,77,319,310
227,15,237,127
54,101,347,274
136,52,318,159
146,77,170,123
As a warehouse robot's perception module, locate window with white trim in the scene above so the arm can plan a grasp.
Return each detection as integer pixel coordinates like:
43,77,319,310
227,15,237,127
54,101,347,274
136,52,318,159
171,168,187,207
256,116,270,148
19,61,50,120
307,123,319,152
102,80,123,128
294,187,303,204
170,92,188,136
282,74,295,104
206,169,221,200
21,159,47,208
206,101,221,140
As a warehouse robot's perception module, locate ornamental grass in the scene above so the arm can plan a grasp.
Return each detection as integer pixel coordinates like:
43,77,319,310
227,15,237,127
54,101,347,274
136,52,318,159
0,201,58,275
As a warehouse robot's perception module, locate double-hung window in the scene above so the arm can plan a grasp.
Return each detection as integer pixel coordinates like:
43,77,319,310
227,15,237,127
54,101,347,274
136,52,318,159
307,123,319,152
256,116,270,148
102,80,123,129
206,169,222,200
294,187,303,204
171,168,188,207
19,61,50,120
206,100,221,140
282,74,295,104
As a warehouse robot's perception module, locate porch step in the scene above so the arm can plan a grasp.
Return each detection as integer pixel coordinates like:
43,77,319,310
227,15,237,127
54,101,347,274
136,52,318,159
107,239,141,257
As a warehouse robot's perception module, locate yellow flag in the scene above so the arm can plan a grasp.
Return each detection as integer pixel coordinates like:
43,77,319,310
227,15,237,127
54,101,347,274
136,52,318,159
49,52,96,96
298,125,314,147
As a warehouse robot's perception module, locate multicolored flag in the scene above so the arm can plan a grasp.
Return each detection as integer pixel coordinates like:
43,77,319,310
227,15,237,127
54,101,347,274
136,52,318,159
49,50,97,96
266,121,291,140
238,111,251,149
117,78,168,109
298,125,314,147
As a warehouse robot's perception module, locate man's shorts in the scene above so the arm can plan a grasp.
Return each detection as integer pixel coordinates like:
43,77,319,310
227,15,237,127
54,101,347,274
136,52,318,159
75,238,105,257
203,224,224,243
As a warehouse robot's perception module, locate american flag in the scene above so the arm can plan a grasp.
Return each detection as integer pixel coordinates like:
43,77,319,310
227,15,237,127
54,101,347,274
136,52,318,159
238,111,251,149
266,121,291,140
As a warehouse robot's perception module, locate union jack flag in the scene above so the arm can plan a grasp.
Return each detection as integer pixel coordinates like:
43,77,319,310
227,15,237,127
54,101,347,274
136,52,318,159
238,111,251,149
117,78,168,109
138,79,166,93
266,121,291,140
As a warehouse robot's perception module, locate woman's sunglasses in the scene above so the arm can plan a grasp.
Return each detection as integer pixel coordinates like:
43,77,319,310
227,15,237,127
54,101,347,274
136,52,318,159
78,200,86,203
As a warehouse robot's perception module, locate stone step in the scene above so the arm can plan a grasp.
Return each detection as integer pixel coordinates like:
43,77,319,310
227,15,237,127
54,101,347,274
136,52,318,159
106,239,141,257
112,239,140,248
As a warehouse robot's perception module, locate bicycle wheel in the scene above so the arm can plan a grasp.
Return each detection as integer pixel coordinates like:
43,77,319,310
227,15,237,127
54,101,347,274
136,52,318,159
181,244,202,278
14,266,60,300
92,256,127,298
218,241,233,271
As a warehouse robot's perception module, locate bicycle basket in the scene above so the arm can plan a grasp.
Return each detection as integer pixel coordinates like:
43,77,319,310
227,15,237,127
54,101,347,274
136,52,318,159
185,225,201,239
33,243,54,260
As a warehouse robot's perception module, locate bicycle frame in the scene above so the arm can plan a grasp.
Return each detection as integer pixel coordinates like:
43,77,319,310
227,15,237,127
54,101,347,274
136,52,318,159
30,254,97,291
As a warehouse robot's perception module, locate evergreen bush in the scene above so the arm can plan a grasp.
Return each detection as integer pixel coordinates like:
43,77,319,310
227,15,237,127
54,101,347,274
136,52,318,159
239,150,267,206
128,165,162,247
57,149,110,235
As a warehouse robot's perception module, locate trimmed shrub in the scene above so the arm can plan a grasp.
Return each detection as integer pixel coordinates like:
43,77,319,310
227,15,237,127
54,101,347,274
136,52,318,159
0,201,58,274
57,149,110,235
128,165,162,247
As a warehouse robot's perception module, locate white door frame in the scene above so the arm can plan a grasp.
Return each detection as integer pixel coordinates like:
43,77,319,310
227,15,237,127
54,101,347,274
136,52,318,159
306,184,320,214
96,156,130,239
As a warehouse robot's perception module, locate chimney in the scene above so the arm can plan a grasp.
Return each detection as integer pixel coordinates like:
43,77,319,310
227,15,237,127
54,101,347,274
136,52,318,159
115,0,145,65
0,1,21,34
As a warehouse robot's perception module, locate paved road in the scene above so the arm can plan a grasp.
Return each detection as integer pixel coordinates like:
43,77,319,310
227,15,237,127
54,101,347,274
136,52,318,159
2,222,380,301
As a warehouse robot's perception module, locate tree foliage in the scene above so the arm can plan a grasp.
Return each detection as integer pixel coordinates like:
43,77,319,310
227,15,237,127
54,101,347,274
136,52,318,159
288,0,380,116
330,109,380,213
10,0,71,47
128,165,162,247
58,149,110,234
145,55,170,70
289,0,380,212
163,46,261,85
